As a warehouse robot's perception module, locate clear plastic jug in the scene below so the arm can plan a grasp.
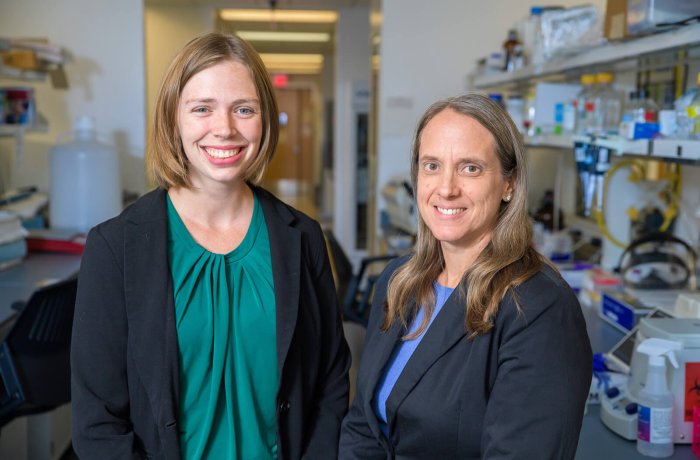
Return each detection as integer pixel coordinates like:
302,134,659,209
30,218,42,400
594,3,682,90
49,116,122,232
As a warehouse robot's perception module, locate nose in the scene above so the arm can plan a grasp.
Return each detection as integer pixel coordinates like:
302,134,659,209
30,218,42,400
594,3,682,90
437,170,459,198
212,111,236,138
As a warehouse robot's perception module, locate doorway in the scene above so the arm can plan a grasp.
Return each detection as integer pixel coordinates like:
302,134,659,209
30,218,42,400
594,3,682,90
263,86,319,218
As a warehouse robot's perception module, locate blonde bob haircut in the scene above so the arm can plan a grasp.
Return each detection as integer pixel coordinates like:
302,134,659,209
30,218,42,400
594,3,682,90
148,32,279,188
382,92,548,338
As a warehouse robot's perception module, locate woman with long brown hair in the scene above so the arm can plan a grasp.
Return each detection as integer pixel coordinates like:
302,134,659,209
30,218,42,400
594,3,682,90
340,92,591,459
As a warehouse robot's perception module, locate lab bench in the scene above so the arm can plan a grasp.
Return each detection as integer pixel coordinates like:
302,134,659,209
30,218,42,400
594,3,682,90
576,302,697,459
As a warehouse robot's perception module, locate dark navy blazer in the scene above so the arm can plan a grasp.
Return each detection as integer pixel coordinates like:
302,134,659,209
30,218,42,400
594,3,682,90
340,256,592,459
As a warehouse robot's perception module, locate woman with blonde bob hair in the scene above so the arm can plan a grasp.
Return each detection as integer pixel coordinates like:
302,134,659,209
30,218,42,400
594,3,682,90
340,92,591,459
72,32,350,460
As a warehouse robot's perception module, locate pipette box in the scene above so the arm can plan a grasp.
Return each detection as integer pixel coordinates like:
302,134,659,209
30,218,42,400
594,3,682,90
600,291,655,332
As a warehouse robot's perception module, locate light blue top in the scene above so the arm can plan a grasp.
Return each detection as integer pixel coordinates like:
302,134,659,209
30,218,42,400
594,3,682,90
372,282,455,437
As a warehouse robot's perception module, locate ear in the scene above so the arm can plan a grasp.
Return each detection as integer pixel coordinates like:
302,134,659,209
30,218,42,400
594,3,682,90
504,177,515,200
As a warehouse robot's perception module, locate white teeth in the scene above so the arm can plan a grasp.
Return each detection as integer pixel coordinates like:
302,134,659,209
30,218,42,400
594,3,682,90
206,147,240,158
436,207,465,215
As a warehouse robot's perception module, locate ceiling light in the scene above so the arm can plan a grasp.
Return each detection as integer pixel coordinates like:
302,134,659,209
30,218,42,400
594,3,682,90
220,9,337,24
237,31,330,43
259,53,324,74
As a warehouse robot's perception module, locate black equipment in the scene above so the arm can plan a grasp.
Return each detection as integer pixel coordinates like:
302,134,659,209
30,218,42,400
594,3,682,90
617,232,697,290
324,230,397,326
0,276,77,428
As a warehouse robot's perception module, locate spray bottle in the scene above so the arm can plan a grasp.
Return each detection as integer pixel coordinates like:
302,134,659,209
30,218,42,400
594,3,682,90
636,338,682,457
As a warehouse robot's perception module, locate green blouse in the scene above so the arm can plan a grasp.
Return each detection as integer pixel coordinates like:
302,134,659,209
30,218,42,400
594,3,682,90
167,192,278,460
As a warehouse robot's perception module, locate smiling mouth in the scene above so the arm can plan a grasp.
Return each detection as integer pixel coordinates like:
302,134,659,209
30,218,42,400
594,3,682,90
436,206,466,215
204,147,243,159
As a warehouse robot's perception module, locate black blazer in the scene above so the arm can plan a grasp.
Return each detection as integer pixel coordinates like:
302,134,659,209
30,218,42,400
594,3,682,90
339,256,592,459
71,187,350,460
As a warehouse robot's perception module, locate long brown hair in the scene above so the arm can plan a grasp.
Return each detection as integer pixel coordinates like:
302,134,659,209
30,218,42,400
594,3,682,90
148,32,279,188
382,92,547,338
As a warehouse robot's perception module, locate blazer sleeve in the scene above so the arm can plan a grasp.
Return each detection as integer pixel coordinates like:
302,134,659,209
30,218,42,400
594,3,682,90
481,278,592,459
339,261,402,459
71,225,145,460
301,223,352,459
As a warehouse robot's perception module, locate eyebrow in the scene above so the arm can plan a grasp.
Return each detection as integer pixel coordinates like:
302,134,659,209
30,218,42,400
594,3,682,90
183,97,260,106
420,154,486,165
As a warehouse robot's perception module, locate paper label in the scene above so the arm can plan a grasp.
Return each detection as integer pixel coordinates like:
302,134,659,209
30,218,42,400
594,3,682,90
638,405,672,443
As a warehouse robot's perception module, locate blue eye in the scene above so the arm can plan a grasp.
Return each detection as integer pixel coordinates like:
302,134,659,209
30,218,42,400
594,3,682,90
236,107,256,117
192,107,209,113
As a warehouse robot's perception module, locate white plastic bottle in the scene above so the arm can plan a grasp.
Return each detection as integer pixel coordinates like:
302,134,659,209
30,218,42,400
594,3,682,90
527,6,545,67
674,72,700,139
636,338,682,458
50,116,122,232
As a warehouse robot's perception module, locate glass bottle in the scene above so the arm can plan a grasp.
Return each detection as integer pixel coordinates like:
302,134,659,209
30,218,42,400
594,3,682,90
591,72,622,136
503,29,521,73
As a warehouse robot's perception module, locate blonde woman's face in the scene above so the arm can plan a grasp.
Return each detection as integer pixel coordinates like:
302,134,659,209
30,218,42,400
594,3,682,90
416,109,513,254
177,60,262,190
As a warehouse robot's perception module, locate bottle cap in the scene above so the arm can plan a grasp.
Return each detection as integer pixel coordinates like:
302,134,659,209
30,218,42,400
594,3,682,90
596,73,614,84
531,6,543,15
75,115,96,133
581,74,595,85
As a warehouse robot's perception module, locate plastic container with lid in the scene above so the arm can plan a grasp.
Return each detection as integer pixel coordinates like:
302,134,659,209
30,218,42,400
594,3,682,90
575,74,596,135
591,73,623,135
49,115,122,232
673,72,700,139
687,73,700,139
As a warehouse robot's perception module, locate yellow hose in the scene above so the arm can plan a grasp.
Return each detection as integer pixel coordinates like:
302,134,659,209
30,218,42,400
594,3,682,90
593,159,681,246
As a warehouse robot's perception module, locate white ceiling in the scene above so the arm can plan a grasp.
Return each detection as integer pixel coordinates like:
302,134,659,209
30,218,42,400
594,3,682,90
145,0,369,8
146,0,371,56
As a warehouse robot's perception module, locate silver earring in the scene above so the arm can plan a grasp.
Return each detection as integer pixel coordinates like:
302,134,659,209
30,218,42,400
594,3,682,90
503,195,512,202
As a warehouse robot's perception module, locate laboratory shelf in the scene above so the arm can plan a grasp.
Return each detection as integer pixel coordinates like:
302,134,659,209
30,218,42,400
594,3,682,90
0,63,45,82
0,122,48,138
472,22,700,90
572,135,700,163
524,133,574,149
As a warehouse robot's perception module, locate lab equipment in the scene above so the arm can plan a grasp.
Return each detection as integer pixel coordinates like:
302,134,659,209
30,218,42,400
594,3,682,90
629,318,700,444
636,337,681,457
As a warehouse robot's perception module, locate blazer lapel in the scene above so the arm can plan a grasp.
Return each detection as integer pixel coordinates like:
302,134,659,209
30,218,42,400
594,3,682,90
385,289,468,428
123,189,180,426
356,307,405,440
255,188,301,378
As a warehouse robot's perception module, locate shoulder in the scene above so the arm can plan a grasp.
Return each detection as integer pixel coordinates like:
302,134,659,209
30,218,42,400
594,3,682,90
498,264,581,328
373,254,412,295
86,188,166,246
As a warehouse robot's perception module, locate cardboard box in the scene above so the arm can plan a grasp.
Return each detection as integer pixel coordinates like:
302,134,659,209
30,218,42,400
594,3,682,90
1,50,39,70
605,0,628,40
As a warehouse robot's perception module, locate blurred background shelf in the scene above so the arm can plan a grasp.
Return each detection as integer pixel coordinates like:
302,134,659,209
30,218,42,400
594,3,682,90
472,22,700,90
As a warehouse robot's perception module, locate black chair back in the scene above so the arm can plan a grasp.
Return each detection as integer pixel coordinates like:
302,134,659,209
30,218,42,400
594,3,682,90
0,276,77,427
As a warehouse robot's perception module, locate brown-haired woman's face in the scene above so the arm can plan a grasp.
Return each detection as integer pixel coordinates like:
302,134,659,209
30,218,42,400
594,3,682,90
177,60,262,189
416,109,513,252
